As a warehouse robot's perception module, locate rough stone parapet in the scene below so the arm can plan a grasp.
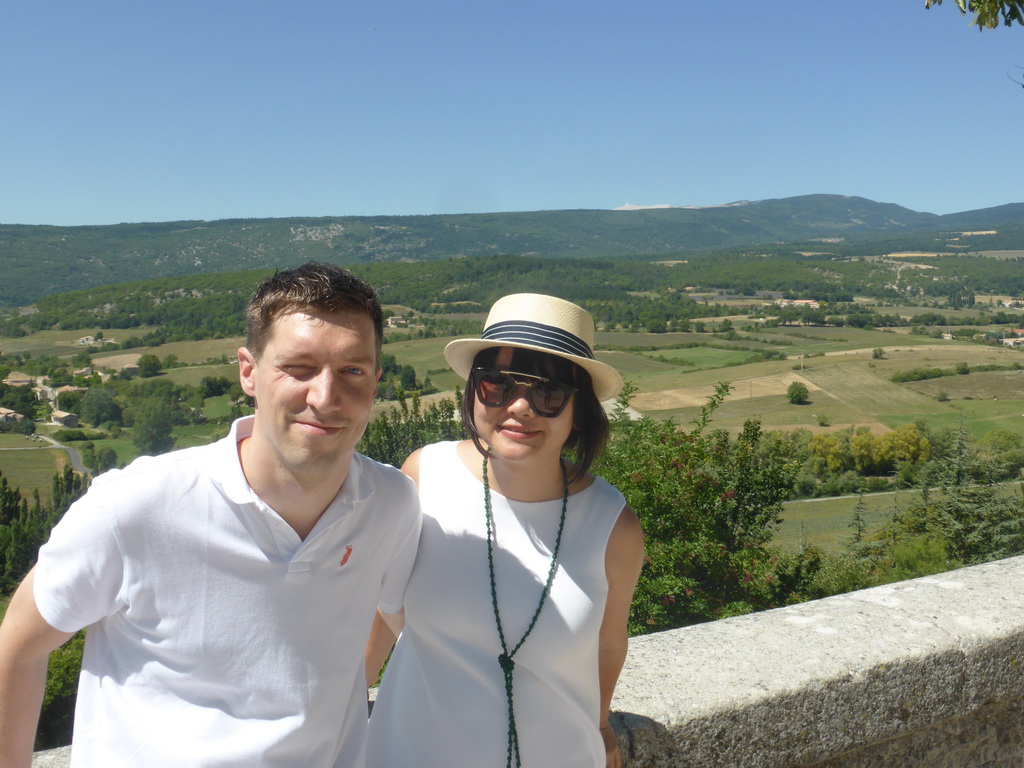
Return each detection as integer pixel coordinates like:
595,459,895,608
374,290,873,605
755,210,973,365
33,556,1024,767
29,747,69,767
611,555,1024,767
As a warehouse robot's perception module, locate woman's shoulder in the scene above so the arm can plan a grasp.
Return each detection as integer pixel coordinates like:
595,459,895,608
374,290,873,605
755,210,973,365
581,473,627,507
402,440,473,485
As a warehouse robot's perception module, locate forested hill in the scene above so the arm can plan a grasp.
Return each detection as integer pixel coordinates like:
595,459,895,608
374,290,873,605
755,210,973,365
7,247,1024,341
2,194,1024,307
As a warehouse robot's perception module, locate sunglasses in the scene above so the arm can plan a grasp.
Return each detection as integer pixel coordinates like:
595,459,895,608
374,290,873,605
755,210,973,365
471,368,578,418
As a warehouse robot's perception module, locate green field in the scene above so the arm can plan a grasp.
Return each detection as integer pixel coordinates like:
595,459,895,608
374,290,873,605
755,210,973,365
905,368,1024,400
142,337,244,365
776,492,911,552
0,440,67,505
158,362,240,387
1,326,160,358
640,347,759,369
380,336,465,392
202,395,238,421
173,423,233,449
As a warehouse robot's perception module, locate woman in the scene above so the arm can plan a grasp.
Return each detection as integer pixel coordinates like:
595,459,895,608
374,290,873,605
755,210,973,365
366,293,644,768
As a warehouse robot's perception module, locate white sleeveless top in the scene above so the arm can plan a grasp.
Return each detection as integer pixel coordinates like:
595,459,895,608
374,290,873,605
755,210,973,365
367,441,626,768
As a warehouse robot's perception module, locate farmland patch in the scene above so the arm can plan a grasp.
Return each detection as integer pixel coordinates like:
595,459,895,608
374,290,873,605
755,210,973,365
800,364,940,417
903,369,1024,401
0,445,67,504
632,371,819,411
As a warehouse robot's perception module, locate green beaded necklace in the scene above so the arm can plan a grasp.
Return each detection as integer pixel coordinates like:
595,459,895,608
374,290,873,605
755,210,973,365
483,454,569,768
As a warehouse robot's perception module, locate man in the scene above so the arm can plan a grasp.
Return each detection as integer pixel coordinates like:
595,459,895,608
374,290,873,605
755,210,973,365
0,262,420,767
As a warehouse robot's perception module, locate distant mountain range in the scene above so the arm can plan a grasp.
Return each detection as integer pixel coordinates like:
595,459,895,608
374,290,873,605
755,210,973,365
2,194,1023,308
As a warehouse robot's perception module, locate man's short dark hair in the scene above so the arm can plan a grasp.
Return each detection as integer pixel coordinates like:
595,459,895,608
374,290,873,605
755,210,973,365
245,262,384,363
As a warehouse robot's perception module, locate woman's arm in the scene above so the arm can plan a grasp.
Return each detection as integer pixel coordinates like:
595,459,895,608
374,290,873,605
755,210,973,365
364,608,403,689
597,505,645,768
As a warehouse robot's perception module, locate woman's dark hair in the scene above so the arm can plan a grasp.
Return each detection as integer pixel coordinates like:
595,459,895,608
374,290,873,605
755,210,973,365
461,347,609,481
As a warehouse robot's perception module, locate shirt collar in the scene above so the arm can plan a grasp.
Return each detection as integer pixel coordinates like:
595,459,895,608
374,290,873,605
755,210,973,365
213,416,376,511
212,416,258,505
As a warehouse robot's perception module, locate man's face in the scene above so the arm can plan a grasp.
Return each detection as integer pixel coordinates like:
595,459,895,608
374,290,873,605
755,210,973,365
238,307,381,480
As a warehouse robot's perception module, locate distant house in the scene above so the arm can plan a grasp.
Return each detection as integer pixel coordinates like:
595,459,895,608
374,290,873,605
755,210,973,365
2,372,35,387
55,385,87,395
73,366,94,377
0,407,25,423
51,410,79,428
1002,337,1024,347
76,336,116,347
771,299,821,310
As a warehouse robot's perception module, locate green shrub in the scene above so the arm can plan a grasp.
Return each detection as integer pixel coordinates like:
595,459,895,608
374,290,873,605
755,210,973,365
37,632,85,749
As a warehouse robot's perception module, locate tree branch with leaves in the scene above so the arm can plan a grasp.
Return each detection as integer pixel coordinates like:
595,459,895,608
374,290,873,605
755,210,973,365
925,0,1024,29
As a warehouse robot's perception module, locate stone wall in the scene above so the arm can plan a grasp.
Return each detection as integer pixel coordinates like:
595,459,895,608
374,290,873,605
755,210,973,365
33,556,1024,767
611,555,1024,767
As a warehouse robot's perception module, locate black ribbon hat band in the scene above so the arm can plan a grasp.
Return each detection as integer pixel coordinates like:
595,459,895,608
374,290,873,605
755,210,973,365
481,320,595,361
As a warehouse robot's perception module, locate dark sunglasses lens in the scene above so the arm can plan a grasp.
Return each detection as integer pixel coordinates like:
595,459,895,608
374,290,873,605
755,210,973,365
530,381,569,416
476,372,515,406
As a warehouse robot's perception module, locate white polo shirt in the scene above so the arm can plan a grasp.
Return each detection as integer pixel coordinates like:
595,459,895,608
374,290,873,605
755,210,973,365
34,417,420,768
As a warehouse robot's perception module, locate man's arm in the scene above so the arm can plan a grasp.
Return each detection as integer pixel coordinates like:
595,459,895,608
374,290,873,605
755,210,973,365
0,568,75,768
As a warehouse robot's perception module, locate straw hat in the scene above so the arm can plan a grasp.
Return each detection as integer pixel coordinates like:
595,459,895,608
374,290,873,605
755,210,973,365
444,293,623,401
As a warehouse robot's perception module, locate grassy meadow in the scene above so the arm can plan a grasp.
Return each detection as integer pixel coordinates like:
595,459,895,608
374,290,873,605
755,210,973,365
1,326,159,358
776,492,909,552
0,434,68,506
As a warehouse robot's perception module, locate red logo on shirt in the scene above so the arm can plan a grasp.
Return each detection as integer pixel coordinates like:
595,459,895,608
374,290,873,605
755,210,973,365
340,545,354,567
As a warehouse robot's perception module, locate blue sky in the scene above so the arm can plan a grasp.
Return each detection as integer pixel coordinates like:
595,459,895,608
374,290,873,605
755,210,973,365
2,1,1022,225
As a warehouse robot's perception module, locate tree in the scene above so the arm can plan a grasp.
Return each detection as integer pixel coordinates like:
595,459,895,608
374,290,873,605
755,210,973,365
786,381,809,405
78,388,123,427
131,398,176,455
848,494,869,547
0,381,39,420
136,354,161,378
925,0,1024,28
358,391,463,468
199,376,233,399
809,432,850,474
399,365,417,390
868,420,1024,575
1,466,87,594
593,382,797,633
850,429,877,474
95,446,118,473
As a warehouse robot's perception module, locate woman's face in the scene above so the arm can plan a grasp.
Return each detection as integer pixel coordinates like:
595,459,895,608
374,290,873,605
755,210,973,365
471,347,576,466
